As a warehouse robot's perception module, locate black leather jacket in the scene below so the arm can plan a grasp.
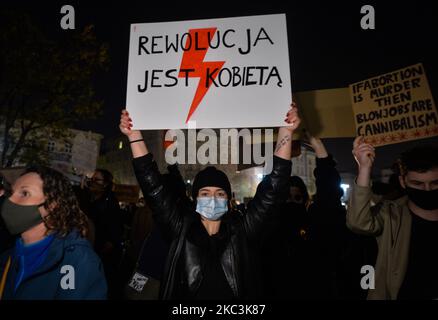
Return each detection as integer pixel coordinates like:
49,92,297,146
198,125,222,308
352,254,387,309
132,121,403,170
133,153,291,299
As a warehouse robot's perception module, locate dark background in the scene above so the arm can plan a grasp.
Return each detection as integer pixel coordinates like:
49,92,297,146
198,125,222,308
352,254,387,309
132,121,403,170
2,0,437,175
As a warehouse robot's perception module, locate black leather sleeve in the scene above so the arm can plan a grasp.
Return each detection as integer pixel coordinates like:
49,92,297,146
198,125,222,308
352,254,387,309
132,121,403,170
132,154,183,241
313,155,343,207
244,155,291,241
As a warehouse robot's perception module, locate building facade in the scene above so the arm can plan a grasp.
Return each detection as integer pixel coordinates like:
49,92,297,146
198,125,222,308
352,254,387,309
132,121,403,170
0,124,102,184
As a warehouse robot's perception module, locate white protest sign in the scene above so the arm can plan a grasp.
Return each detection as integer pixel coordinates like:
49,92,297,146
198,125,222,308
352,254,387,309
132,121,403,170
126,14,292,129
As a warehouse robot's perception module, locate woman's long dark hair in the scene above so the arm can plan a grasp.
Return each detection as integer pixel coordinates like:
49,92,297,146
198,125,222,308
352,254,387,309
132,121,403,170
24,166,88,237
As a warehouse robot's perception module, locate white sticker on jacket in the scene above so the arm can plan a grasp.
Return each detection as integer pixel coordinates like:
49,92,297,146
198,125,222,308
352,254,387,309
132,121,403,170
128,272,149,292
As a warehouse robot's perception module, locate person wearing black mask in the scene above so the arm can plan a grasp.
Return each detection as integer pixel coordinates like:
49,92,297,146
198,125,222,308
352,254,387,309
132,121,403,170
348,139,438,300
260,174,310,299
261,133,337,299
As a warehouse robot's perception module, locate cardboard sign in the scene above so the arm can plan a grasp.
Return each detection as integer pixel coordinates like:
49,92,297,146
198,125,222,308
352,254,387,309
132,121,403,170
294,88,356,138
71,132,100,175
349,63,438,146
113,184,140,203
126,14,292,130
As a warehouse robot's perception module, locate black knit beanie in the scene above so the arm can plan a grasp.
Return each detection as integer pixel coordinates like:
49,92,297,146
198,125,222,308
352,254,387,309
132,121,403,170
192,166,232,199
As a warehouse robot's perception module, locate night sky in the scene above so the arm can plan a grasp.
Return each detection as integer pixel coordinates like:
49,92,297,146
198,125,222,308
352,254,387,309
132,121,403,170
2,0,437,175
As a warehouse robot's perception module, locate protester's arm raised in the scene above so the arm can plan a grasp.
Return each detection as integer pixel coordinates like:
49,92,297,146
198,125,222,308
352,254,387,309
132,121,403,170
303,131,329,159
119,109,183,240
243,103,299,240
303,131,341,207
353,136,375,187
119,109,148,158
346,136,383,235
273,102,301,160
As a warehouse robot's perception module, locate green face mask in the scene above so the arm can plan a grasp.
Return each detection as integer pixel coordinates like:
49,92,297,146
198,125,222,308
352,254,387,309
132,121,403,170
0,198,45,235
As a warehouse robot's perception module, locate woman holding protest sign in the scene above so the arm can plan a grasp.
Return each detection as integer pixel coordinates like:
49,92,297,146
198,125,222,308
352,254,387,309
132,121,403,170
119,102,300,299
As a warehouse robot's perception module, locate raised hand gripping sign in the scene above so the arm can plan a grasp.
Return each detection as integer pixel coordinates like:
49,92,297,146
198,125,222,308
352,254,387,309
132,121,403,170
126,14,292,130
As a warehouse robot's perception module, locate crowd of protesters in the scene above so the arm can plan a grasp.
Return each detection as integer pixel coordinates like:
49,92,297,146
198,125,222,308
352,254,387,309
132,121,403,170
0,101,437,300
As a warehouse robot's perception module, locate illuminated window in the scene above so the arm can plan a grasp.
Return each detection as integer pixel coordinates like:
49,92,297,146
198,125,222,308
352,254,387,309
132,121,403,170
64,143,72,153
47,141,55,152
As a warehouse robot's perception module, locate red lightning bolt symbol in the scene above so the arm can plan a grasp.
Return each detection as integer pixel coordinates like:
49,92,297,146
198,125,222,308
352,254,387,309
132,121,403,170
179,28,225,123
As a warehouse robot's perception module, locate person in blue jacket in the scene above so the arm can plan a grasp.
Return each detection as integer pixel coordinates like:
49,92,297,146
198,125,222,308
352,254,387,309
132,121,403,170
0,166,107,300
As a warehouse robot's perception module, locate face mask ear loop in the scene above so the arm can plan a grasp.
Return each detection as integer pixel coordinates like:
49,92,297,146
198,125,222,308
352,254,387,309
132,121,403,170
38,201,51,225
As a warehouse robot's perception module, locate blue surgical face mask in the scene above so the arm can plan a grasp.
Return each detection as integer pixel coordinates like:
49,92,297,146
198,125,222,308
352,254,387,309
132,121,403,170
196,197,228,221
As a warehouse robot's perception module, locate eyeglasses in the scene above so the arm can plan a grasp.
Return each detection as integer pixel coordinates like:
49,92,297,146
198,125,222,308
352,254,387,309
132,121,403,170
86,177,105,184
